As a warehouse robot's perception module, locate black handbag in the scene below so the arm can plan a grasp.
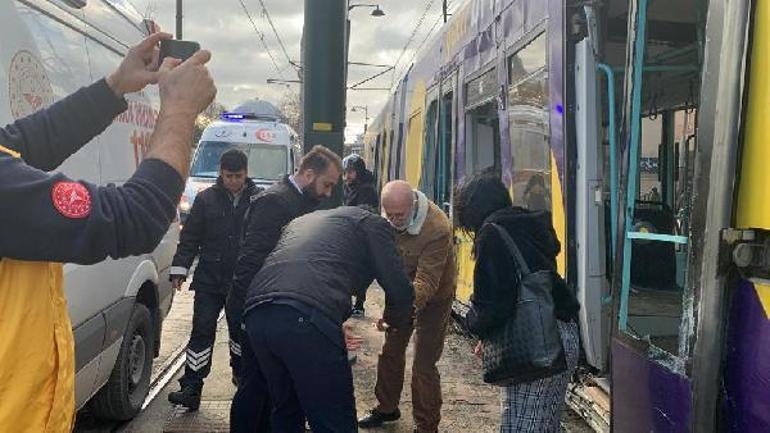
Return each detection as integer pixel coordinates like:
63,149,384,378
481,223,567,386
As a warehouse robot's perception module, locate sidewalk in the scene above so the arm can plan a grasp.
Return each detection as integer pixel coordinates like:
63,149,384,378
123,286,591,432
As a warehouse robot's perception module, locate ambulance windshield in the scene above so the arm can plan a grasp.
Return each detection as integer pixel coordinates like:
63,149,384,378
191,141,288,181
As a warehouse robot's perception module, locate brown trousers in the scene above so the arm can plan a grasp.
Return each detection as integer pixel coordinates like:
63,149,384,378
374,296,453,433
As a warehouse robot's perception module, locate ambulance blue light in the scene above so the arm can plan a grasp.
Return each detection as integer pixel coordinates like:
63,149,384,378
221,112,246,121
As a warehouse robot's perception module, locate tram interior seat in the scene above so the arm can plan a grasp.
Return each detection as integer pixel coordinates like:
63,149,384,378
628,201,682,354
630,200,678,291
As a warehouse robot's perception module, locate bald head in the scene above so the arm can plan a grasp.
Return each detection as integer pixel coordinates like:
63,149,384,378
382,180,415,231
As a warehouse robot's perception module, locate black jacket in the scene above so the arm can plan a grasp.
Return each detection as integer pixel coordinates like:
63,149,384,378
465,207,580,339
231,176,320,303
171,178,262,294
344,169,379,210
0,79,184,264
244,206,415,329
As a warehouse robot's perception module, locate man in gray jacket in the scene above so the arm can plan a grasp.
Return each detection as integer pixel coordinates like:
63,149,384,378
235,206,415,433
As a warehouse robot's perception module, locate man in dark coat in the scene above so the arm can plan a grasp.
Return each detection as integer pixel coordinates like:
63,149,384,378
237,206,415,433
167,149,262,409
229,145,342,433
343,153,379,210
342,154,380,317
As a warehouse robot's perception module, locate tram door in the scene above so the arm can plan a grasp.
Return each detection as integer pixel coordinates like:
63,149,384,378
609,0,706,431
455,68,503,304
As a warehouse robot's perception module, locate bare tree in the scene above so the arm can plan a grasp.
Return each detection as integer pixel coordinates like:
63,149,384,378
277,88,302,141
193,101,228,144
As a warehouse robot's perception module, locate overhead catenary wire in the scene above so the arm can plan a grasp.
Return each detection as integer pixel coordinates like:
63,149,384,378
349,65,395,89
390,0,436,87
402,12,444,75
236,0,285,78
256,0,296,73
387,11,444,91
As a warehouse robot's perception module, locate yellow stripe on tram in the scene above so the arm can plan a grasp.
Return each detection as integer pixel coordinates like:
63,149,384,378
550,152,567,277
736,0,770,231
755,284,770,320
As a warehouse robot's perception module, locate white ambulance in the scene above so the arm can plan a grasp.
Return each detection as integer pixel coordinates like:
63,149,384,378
180,111,301,222
1,0,176,421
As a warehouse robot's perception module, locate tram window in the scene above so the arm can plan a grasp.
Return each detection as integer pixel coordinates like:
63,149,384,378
465,102,500,176
509,32,547,85
639,117,663,202
420,99,439,200
508,35,550,212
624,108,698,356
438,92,454,208
381,130,389,184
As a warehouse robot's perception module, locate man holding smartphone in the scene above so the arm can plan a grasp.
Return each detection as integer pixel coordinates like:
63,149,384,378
0,32,216,432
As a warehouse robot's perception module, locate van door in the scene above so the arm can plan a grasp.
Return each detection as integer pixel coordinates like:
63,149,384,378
81,0,176,406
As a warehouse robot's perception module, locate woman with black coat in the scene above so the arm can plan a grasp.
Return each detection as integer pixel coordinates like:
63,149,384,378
453,172,580,433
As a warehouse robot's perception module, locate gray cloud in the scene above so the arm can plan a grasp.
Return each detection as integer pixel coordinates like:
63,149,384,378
147,0,445,136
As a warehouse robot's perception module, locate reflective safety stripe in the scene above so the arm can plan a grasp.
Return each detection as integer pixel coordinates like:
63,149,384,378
0,144,20,158
186,347,213,371
229,340,242,357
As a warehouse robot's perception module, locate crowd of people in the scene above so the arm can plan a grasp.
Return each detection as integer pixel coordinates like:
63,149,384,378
0,34,580,433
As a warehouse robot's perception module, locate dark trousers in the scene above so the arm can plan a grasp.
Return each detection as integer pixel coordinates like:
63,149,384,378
230,335,271,433
179,290,242,389
244,304,358,433
353,286,367,310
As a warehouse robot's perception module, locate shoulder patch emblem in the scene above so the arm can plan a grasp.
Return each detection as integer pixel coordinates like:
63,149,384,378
52,181,92,219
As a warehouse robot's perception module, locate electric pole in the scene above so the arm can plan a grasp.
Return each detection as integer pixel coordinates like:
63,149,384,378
302,0,347,206
443,0,448,23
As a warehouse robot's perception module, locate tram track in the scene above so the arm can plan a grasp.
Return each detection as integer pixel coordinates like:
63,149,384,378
75,311,224,433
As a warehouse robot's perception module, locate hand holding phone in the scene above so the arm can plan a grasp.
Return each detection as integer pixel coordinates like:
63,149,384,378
159,39,201,64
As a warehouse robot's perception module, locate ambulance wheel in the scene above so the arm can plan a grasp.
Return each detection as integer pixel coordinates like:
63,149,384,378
90,303,154,421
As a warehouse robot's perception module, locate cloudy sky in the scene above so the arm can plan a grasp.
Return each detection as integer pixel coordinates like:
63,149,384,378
137,0,457,141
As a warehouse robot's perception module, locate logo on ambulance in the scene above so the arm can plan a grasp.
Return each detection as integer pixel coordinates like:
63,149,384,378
8,50,54,119
255,128,276,142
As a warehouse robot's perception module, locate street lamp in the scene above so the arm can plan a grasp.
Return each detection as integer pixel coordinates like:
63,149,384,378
348,3,385,16
346,2,382,135
351,105,369,132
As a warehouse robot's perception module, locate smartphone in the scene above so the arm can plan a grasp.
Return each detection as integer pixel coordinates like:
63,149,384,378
159,40,200,64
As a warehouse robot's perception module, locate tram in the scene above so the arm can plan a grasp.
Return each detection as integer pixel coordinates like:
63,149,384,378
363,0,770,431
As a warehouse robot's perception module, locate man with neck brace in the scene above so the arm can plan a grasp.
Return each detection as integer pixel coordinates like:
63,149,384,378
359,180,457,433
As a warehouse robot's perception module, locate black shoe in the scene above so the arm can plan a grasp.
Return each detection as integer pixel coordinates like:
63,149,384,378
358,408,401,428
168,385,201,411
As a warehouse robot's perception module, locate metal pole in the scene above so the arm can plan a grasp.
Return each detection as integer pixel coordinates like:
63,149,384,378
597,63,618,262
303,0,347,206
618,0,649,332
175,0,183,40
